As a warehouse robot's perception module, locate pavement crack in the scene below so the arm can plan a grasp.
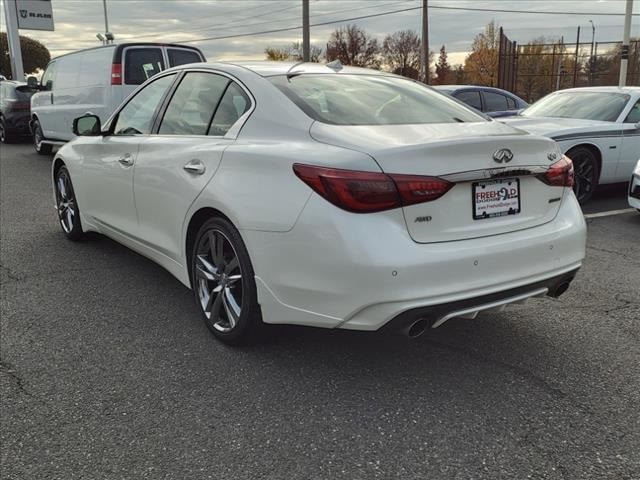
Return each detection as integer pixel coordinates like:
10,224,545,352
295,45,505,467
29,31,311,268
0,358,33,398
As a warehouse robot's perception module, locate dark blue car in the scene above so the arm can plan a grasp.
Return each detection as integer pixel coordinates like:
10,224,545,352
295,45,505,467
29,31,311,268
432,85,528,118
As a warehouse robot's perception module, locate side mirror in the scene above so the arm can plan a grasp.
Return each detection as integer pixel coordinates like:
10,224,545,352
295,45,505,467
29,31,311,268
27,76,38,88
73,114,101,136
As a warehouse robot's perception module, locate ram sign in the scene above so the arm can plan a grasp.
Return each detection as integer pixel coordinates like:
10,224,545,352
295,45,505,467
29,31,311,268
15,0,54,31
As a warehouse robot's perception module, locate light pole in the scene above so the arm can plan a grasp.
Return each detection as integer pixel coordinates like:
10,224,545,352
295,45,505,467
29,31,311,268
619,0,634,87
589,20,595,85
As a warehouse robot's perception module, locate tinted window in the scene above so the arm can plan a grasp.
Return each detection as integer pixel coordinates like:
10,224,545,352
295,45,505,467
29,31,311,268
41,62,56,91
114,74,176,135
625,100,640,123
506,96,517,109
209,82,251,136
167,49,202,67
454,90,482,110
523,92,630,122
271,75,484,125
124,48,165,85
159,72,229,135
484,91,509,112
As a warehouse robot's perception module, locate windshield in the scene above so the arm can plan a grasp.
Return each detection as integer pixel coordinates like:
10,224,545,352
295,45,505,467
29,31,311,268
522,92,629,122
269,74,485,125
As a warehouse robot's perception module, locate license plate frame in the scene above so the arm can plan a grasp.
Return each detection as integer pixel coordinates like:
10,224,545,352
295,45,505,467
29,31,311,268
472,178,521,220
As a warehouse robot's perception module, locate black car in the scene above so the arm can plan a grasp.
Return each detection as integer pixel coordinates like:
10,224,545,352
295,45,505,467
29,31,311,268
432,85,528,118
0,80,35,143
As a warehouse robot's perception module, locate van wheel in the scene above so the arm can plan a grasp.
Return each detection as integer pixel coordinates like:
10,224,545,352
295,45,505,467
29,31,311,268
33,119,52,155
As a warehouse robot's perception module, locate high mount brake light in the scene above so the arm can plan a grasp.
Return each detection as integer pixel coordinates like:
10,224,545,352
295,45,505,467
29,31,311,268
293,164,453,213
541,155,574,187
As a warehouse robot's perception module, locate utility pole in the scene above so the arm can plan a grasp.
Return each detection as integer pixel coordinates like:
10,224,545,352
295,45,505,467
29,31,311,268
2,0,25,81
619,0,634,87
421,0,429,83
589,20,595,86
102,0,109,38
302,0,310,62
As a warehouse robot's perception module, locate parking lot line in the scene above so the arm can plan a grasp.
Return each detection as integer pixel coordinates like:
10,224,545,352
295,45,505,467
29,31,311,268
583,208,636,219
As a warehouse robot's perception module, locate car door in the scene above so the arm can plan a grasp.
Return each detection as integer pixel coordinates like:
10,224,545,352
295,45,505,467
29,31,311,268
618,98,640,179
31,61,57,137
77,72,177,234
133,71,252,262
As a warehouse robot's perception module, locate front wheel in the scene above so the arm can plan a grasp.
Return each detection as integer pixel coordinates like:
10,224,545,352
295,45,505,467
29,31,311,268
54,166,84,240
0,117,14,144
567,146,599,204
191,217,263,345
33,119,53,155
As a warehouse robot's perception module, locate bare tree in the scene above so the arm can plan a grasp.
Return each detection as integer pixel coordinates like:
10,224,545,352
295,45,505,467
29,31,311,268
382,29,422,79
265,42,323,62
326,24,380,68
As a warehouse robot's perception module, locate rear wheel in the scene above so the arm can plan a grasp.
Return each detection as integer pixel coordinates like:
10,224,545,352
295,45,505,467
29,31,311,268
33,119,52,155
0,117,12,144
191,217,263,345
568,146,599,204
54,166,84,240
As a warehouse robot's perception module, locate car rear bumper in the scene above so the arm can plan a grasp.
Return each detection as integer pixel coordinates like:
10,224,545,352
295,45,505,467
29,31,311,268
629,174,640,209
244,189,586,331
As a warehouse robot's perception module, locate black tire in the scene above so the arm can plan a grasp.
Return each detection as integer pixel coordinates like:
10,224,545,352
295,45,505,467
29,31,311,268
33,119,53,155
190,217,263,345
54,166,84,241
567,146,599,204
0,117,14,144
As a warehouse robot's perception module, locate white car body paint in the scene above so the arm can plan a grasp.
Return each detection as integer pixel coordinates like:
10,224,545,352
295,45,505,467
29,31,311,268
53,62,587,332
501,87,640,184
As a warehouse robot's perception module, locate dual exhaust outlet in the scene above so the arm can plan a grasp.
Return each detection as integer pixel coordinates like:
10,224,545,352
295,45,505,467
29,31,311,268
402,281,572,338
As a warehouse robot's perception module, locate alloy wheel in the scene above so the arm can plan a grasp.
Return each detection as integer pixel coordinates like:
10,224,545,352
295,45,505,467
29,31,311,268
195,229,243,332
55,173,77,233
0,121,5,143
571,151,596,203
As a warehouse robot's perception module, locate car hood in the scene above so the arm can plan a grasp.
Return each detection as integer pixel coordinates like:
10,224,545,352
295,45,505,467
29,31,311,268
499,116,613,137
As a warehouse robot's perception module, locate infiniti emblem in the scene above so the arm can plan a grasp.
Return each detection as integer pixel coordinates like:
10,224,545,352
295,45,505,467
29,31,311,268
493,148,514,163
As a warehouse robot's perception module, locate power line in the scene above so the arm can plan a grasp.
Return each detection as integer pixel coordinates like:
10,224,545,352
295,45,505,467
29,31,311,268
181,3,640,44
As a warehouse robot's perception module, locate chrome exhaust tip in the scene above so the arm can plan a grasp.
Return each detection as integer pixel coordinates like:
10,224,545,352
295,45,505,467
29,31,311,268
405,318,429,338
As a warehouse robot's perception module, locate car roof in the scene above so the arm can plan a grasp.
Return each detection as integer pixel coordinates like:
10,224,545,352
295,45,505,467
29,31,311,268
553,86,640,94
195,61,397,78
51,42,202,62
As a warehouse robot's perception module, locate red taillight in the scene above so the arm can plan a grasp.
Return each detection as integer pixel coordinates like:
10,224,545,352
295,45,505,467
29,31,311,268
543,155,574,187
111,63,122,85
292,163,453,213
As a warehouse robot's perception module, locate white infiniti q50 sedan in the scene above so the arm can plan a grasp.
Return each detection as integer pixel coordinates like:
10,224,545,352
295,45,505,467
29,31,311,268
52,61,586,344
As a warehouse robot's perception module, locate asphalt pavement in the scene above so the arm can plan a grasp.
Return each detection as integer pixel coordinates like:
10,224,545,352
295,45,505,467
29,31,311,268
1,142,639,480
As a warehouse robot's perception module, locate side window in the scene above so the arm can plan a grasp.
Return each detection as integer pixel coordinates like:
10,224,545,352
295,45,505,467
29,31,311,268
124,48,165,85
114,74,176,135
167,49,203,67
454,90,482,111
41,62,57,91
506,96,517,110
159,72,229,135
208,83,251,136
624,100,640,123
484,91,509,112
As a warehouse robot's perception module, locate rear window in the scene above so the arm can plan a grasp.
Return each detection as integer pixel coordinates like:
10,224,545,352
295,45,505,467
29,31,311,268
124,48,165,85
167,48,202,67
269,74,485,125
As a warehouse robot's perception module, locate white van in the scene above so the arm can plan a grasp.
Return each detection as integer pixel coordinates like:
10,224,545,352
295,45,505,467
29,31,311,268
30,42,205,154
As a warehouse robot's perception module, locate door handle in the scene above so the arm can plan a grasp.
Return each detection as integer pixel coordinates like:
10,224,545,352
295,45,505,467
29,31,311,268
118,153,134,166
183,160,206,175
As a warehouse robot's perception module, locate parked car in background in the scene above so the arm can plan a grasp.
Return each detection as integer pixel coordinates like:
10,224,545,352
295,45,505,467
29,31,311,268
501,87,640,204
52,61,586,345
30,42,206,154
0,80,36,143
432,85,528,118
629,159,640,211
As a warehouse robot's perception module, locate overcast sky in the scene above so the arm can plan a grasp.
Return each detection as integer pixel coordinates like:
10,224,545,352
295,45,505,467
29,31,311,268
3,0,639,65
